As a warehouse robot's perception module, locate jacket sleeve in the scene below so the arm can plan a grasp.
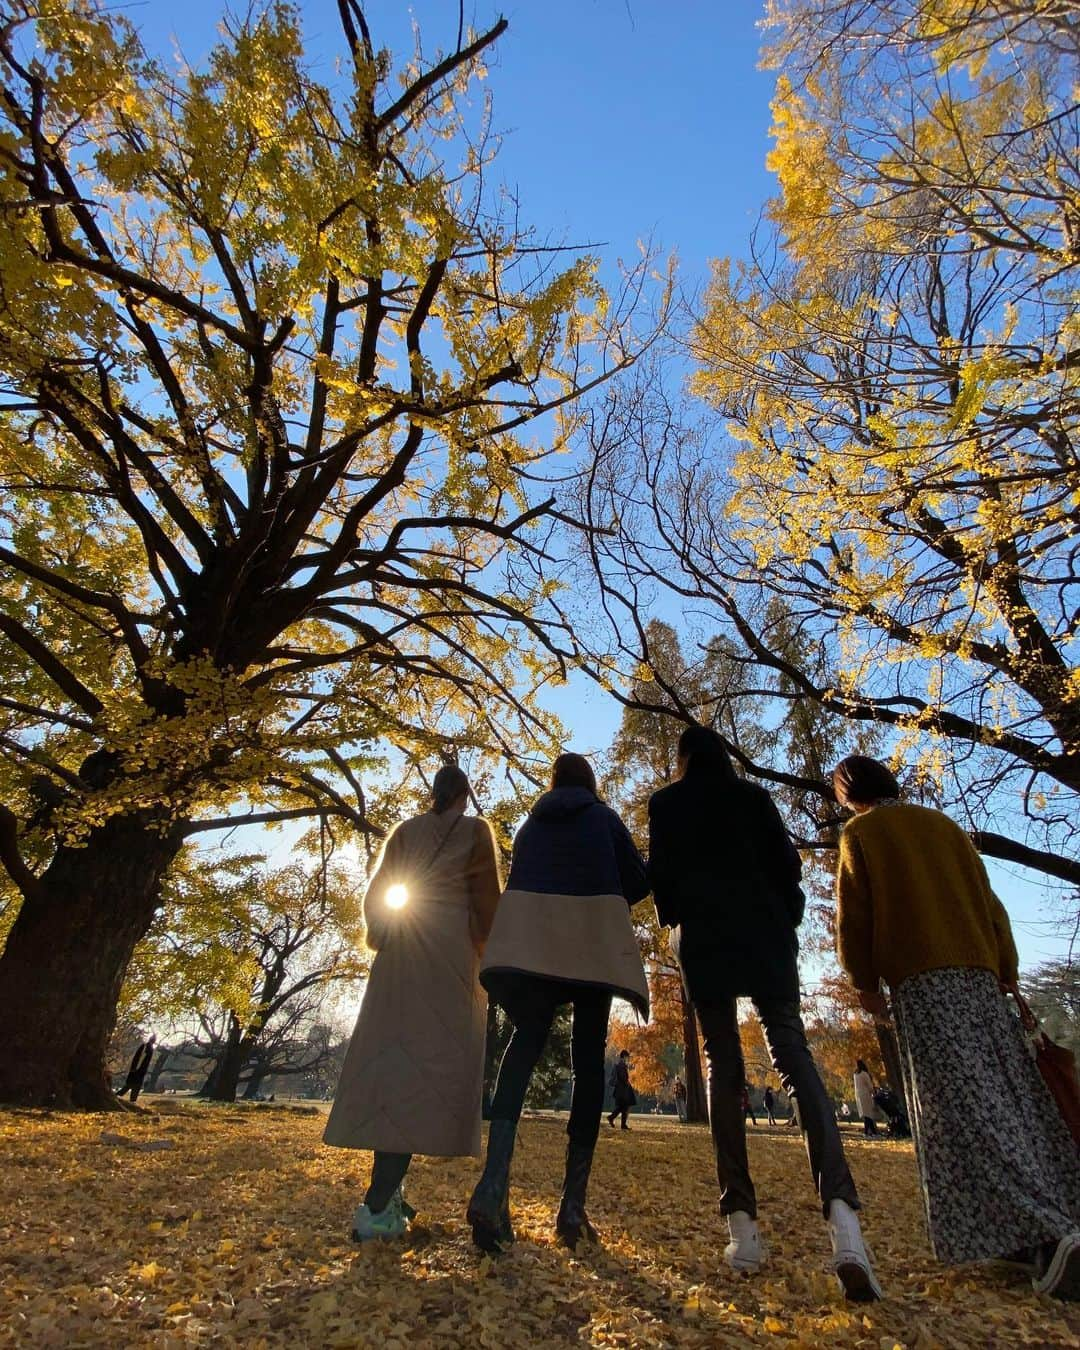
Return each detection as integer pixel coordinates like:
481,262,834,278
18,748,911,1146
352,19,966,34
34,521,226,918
466,817,503,957
647,795,679,926
835,827,877,992
611,810,649,905
362,824,405,953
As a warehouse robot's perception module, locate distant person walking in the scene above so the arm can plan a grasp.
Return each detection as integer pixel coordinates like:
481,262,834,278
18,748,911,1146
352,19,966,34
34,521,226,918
674,1075,688,1123
115,1034,156,1103
649,725,880,1301
853,1061,879,1136
608,1050,636,1130
764,1086,778,1126
468,753,649,1253
834,754,1080,1300
324,766,502,1242
742,1084,757,1126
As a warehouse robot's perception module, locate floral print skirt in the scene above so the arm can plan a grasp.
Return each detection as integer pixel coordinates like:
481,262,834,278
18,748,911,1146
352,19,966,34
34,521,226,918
891,965,1080,1265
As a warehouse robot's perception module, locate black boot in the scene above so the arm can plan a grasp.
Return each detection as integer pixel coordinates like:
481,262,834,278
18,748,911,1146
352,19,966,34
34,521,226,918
467,1119,517,1253
555,1139,599,1250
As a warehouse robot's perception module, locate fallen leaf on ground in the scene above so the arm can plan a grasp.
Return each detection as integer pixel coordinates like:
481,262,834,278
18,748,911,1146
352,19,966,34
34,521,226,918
1,1107,1077,1347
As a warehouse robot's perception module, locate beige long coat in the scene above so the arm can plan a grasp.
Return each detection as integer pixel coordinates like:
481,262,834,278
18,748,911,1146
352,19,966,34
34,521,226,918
324,809,501,1157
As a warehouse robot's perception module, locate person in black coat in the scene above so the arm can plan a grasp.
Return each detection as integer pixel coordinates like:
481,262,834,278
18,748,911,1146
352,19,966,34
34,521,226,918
608,1049,635,1130
468,753,649,1253
648,725,881,1301
115,1034,156,1103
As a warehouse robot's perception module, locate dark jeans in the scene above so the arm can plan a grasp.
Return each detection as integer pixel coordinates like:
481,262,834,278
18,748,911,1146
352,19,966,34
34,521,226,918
365,1150,412,1214
486,973,612,1148
696,996,860,1219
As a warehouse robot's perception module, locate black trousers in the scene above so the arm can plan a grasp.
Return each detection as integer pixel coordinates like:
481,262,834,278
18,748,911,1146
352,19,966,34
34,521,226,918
365,1150,412,1214
486,973,612,1147
609,1099,630,1128
696,996,860,1219
115,1071,147,1103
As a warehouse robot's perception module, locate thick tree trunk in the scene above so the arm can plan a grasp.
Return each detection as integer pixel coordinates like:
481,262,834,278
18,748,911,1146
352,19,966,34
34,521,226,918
200,1016,247,1103
242,1062,269,1100
207,1051,246,1103
681,988,708,1123
875,1020,904,1097
0,815,181,1109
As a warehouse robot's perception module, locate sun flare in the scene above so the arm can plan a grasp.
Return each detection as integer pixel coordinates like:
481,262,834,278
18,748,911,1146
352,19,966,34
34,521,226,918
385,883,409,910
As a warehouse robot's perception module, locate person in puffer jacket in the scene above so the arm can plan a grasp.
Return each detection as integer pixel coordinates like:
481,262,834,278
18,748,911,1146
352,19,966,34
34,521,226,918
466,752,649,1253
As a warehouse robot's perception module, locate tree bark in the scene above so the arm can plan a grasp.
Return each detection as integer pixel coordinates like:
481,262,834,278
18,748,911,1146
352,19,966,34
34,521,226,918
0,815,181,1108
681,988,708,1123
200,1015,247,1103
242,1061,269,1100
874,1020,905,1098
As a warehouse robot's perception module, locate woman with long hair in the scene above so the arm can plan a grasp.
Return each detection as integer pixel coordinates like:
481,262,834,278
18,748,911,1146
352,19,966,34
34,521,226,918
853,1059,879,1136
834,754,1080,1299
467,752,649,1252
324,764,501,1241
649,725,880,1301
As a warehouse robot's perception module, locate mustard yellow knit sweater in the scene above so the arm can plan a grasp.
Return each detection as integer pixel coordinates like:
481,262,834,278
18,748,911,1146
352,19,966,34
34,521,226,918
835,802,1019,993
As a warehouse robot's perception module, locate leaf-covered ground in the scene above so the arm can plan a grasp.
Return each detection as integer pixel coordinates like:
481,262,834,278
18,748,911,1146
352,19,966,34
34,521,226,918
2,1104,1076,1347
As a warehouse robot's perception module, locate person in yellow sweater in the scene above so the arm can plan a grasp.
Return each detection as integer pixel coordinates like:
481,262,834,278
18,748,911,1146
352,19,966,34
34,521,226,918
833,755,1080,1301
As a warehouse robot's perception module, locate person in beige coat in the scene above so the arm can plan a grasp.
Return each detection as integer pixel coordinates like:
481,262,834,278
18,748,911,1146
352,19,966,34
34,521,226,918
324,765,501,1241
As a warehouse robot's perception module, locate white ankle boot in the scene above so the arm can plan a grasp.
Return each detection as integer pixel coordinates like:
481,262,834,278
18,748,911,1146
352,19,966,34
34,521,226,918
827,1199,882,1301
724,1210,764,1272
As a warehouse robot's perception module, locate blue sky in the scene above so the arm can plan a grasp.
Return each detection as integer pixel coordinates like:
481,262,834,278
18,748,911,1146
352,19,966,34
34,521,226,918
126,1,1072,972
134,0,776,282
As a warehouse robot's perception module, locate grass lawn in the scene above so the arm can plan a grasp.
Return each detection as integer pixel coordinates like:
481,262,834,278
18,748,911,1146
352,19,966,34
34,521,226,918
2,1102,1076,1347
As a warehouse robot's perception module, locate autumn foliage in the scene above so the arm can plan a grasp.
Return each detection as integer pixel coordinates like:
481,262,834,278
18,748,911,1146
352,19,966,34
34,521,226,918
0,0,663,1108
3,1105,1077,1347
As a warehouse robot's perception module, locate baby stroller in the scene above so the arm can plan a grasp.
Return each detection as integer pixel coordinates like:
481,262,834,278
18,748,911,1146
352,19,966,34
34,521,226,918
872,1085,911,1138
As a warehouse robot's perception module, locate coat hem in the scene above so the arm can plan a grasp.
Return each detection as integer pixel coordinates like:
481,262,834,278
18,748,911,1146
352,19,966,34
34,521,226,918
481,964,649,1022
322,1134,481,1159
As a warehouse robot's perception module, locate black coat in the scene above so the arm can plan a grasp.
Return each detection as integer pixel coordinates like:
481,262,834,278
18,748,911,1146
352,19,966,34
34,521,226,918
648,768,804,1003
611,1058,635,1107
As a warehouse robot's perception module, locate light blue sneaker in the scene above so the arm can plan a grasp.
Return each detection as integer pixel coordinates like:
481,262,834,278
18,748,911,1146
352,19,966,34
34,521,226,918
351,1187,411,1242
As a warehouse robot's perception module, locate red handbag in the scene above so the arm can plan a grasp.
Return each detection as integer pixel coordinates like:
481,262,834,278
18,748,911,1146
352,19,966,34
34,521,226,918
1013,990,1080,1149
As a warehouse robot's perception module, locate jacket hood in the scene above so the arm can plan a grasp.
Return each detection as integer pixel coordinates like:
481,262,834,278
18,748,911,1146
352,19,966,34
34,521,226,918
529,786,600,820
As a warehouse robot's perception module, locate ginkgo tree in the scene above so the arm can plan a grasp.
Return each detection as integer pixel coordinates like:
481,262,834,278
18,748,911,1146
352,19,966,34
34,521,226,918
692,0,1080,850
0,0,665,1106
122,851,365,1103
583,0,1078,888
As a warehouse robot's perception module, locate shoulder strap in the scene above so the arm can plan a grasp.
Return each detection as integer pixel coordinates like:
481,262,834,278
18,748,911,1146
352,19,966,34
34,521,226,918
424,811,464,874
1010,988,1039,1035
